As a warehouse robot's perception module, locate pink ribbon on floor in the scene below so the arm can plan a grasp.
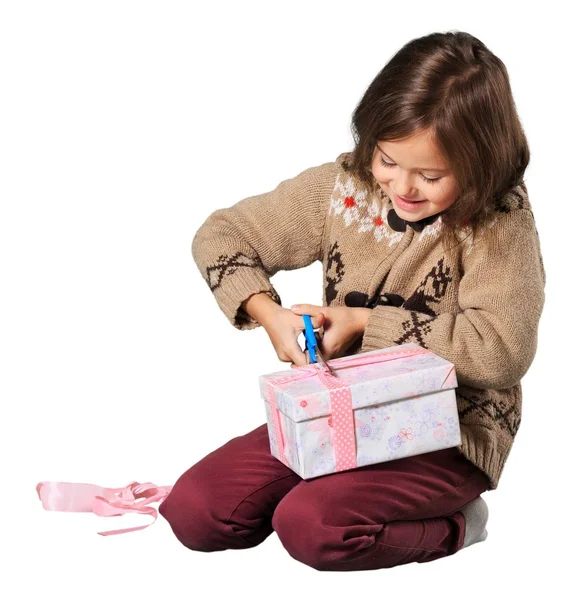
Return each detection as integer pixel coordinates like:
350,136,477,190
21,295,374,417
36,480,173,536
266,346,431,472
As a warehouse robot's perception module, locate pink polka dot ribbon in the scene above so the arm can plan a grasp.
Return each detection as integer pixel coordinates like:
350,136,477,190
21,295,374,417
326,376,358,472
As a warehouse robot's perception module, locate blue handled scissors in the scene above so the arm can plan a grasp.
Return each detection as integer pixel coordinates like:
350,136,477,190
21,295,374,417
301,314,337,376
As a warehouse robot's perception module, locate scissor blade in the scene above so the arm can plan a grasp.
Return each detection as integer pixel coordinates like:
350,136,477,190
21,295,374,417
315,340,337,377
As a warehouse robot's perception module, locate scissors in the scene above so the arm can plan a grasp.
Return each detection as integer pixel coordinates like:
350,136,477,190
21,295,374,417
301,314,337,376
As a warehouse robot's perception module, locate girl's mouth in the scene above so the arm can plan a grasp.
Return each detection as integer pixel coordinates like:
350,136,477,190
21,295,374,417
394,193,427,212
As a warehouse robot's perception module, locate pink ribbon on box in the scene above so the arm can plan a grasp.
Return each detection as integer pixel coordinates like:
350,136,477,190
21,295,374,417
36,480,173,536
266,385,289,466
266,346,432,473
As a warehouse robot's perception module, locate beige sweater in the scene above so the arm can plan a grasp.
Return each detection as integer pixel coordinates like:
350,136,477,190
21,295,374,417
192,152,546,489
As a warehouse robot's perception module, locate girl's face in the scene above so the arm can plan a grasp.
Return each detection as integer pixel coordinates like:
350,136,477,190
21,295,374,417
370,128,460,221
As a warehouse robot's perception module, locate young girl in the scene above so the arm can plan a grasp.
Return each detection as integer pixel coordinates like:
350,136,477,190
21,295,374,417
159,31,545,571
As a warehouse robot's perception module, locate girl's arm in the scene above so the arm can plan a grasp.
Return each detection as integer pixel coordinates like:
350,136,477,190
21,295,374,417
361,208,546,390
242,292,280,326
192,157,341,330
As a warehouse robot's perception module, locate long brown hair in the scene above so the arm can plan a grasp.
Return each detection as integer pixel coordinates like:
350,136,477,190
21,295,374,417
342,30,529,253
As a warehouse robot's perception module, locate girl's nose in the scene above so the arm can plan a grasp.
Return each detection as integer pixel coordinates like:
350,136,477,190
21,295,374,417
393,173,417,198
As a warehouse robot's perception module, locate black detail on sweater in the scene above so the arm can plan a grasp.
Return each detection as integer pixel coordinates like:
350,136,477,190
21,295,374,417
402,257,453,315
457,391,521,437
393,312,438,348
345,291,404,308
374,293,405,308
387,209,407,232
387,209,441,232
344,291,369,307
325,242,345,305
206,252,260,291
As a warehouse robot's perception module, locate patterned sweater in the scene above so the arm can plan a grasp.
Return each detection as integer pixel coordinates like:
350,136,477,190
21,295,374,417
192,152,546,489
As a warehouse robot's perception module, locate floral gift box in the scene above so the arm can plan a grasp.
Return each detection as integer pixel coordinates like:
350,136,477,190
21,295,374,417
259,343,461,479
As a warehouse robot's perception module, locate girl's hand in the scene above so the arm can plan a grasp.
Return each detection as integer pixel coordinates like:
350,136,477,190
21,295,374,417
260,305,326,367
290,304,371,361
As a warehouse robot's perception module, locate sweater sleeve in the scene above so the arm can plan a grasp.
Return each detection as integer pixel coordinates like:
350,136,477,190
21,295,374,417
192,158,340,330
361,208,546,390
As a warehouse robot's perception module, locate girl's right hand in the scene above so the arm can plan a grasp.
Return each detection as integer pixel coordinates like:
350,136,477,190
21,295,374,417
242,292,325,367
262,305,325,367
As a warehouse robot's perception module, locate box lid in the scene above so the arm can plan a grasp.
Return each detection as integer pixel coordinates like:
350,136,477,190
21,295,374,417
259,343,457,423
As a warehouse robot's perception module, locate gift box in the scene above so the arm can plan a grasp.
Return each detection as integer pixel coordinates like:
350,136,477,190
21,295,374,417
259,343,461,479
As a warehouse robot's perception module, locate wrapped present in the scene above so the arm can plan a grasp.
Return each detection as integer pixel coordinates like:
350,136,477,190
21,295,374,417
259,343,461,479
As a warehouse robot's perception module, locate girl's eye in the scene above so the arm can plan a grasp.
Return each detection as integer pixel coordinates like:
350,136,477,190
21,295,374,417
379,156,441,184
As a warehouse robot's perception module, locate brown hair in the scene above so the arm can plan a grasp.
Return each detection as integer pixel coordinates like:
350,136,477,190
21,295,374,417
342,30,530,253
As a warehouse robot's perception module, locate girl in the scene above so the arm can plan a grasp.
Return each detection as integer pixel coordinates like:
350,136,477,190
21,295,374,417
159,31,545,571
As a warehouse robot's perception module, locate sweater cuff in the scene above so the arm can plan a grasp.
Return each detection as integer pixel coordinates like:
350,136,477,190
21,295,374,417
459,424,510,490
361,306,408,352
211,268,282,331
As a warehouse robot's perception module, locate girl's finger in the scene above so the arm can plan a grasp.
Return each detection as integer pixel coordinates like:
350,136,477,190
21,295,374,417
290,304,319,315
291,306,325,330
289,341,310,367
312,312,325,328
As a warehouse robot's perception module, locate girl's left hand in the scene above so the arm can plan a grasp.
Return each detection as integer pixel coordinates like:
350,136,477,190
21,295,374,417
290,303,372,361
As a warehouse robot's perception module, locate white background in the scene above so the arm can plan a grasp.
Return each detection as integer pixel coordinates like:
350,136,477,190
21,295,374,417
1,1,581,598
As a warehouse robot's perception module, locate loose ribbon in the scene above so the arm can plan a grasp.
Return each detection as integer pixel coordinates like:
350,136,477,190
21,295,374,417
36,480,173,536
265,346,431,473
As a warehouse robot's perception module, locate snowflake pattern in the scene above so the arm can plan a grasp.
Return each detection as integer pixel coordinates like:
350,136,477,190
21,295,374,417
329,175,404,248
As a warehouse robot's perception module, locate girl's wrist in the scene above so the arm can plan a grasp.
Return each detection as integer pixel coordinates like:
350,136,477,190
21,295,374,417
356,307,372,333
243,292,280,325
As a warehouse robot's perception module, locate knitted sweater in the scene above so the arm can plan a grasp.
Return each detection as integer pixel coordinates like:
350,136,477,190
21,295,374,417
192,152,546,489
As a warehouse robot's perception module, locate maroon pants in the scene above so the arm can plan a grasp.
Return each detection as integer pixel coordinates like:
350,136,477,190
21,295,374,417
159,423,491,571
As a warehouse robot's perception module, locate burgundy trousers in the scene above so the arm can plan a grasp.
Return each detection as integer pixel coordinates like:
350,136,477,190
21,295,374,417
159,423,491,571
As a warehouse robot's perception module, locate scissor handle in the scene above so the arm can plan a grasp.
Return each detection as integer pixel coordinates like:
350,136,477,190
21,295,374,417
302,314,318,364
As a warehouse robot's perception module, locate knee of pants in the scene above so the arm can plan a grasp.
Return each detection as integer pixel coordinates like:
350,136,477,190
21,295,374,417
159,473,248,553
272,493,379,571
